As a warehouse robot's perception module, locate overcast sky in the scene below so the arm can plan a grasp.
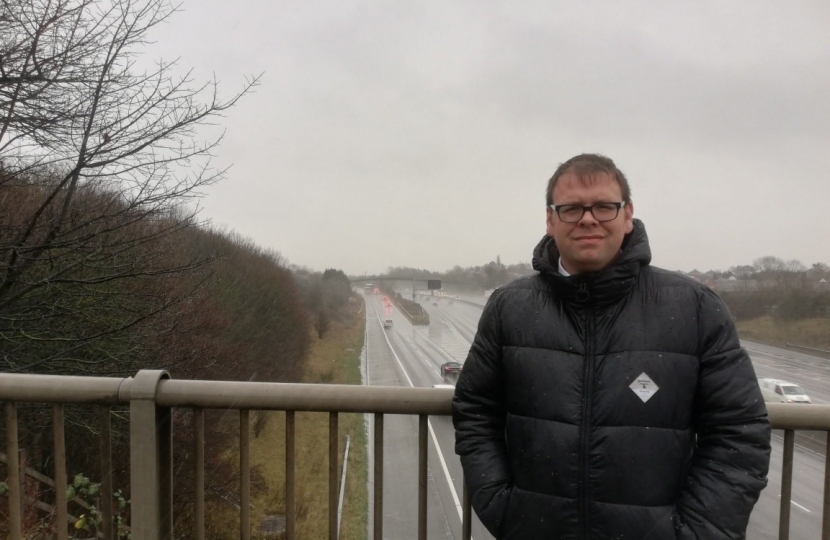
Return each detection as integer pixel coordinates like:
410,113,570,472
146,1,830,276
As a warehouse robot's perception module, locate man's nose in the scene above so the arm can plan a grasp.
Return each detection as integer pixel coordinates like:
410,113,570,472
578,207,599,225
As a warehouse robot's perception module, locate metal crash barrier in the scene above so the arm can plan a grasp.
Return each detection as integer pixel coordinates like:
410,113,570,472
1,370,829,540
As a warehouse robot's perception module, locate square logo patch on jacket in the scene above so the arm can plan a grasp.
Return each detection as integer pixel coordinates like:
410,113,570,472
630,372,659,403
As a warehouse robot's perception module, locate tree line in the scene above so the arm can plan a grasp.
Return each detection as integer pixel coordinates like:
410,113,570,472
0,1,356,537
711,257,830,322
380,255,830,322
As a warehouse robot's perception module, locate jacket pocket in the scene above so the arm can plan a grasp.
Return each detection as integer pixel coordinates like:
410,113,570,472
641,506,680,540
471,480,513,538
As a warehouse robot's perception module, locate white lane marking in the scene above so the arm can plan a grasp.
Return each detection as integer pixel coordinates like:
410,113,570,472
792,500,811,513
371,301,470,536
439,312,472,347
427,418,464,519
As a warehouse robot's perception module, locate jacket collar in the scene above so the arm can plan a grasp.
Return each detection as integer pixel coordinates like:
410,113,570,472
531,219,652,307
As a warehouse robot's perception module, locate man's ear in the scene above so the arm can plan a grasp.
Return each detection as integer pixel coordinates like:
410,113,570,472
624,202,634,234
546,207,556,237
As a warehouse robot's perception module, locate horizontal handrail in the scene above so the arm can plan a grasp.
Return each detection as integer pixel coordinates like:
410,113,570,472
153,379,453,414
0,372,823,425
2,371,830,540
765,402,830,430
0,373,453,415
0,373,125,404
0,372,826,427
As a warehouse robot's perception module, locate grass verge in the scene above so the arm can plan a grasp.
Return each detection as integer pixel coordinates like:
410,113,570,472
244,301,368,540
736,316,830,357
200,300,368,539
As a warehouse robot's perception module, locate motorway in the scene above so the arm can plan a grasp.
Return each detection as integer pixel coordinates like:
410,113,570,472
746,341,829,540
362,290,827,540
363,291,491,540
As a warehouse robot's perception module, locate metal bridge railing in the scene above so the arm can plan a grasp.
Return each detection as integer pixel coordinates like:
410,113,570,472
1,370,458,540
1,369,830,540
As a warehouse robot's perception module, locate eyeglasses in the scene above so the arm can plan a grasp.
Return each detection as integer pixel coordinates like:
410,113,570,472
549,202,626,223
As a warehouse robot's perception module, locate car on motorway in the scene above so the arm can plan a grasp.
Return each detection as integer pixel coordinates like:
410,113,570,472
440,361,462,381
383,319,394,329
758,377,811,403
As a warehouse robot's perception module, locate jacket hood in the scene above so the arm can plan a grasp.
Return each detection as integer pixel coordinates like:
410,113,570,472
531,218,652,306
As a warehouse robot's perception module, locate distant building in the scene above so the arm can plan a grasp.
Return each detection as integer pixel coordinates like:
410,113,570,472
709,278,759,292
685,270,705,282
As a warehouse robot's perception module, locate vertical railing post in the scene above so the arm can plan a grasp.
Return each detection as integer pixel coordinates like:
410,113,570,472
418,415,428,540
158,394,173,539
824,431,830,540
780,429,794,540
128,370,172,540
194,408,205,540
100,406,114,540
329,412,339,540
240,409,251,540
54,404,68,540
5,402,22,540
286,411,296,540
373,413,384,540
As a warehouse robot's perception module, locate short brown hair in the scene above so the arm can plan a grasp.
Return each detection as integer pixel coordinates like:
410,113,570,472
546,154,632,206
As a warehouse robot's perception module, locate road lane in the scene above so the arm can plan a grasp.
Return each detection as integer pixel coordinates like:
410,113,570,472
747,340,830,403
366,292,494,539
748,433,825,539
364,294,454,539
366,290,830,539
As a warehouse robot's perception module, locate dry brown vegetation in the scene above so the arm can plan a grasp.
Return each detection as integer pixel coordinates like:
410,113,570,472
199,302,368,540
1,1,365,537
737,316,830,356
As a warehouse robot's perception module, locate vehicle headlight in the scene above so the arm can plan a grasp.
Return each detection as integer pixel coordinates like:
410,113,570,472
787,399,793,403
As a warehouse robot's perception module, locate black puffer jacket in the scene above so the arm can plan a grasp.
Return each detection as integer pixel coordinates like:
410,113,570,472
453,220,770,540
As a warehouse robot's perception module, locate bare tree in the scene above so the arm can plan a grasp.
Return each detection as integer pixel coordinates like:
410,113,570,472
785,259,806,273
752,256,786,274
0,0,259,374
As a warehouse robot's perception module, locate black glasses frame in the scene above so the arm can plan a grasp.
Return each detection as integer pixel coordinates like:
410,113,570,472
548,201,626,223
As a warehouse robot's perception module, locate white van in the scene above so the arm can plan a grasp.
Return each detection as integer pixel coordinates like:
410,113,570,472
758,378,811,404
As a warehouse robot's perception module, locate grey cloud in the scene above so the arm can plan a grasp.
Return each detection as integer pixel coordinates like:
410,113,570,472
145,1,830,274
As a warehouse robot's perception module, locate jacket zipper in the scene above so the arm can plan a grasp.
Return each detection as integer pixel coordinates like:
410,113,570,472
578,281,594,540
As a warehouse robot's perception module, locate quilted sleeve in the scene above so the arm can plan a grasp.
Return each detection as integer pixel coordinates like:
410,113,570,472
675,288,771,539
452,290,513,537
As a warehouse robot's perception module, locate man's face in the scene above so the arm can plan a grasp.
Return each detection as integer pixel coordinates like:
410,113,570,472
546,171,634,275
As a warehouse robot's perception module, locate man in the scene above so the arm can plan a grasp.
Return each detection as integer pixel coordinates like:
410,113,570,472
452,154,770,539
